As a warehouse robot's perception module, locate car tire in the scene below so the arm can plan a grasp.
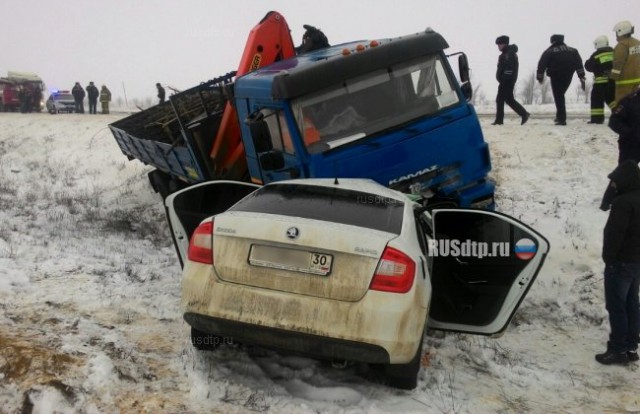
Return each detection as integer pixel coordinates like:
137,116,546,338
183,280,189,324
190,327,225,351
383,332,424,390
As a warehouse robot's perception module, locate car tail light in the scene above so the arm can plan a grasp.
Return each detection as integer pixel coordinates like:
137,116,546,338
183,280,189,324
370,246,416,293
188,220,214,264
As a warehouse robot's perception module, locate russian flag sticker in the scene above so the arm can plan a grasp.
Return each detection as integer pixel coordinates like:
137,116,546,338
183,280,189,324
514,238,536,260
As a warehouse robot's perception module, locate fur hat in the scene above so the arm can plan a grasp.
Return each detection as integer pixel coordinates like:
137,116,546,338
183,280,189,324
550,34,564,44
495,35,509,45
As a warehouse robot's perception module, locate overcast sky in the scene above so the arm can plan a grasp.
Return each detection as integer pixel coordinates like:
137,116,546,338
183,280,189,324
2,0,638,103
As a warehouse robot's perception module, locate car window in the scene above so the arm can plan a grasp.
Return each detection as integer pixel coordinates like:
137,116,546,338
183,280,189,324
228,183,404,234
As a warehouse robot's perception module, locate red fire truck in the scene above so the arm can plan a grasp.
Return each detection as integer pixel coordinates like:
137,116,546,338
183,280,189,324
0,71,45,112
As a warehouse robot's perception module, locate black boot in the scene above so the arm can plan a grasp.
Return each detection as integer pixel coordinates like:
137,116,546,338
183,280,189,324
595,350,630,365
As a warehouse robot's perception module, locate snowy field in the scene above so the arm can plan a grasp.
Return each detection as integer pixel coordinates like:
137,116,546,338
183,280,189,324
1,105,639,413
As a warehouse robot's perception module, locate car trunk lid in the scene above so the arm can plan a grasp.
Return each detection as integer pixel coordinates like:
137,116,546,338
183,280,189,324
213,212,394,301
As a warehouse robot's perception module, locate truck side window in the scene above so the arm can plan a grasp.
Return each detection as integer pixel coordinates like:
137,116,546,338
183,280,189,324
262,109,295,155
409,56,458,110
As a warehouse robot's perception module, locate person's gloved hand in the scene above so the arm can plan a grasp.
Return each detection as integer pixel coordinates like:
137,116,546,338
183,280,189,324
580,78,586,91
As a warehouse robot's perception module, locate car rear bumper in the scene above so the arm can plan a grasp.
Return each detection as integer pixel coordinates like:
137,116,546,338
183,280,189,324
185,312,391,363
182,262,429,363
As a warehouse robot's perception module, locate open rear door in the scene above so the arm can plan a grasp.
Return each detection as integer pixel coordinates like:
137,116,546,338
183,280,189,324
426,209,549,336
164,181,259,268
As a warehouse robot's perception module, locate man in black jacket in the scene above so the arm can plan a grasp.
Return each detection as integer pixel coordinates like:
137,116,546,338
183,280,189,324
71,82,85,114
610,88,640,163
86,82,99,114
585,36,616,124
600,88,640,211
492,35,529,126
597,159,640,365
536,34,586,125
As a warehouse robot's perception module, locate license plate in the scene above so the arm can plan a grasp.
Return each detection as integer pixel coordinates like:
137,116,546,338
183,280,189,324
249,244,333,276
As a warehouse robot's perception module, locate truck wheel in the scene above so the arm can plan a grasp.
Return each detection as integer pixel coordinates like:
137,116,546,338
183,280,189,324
148,170,172,199
383,333,424,390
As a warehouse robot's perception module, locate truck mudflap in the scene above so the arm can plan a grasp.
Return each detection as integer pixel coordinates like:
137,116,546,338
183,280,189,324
108,73,235,183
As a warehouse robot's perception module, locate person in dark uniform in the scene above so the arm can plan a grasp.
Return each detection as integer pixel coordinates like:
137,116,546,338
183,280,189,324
72,82,85,113
19,86,32,113
536,34,586,125
156,83,166,104
600,87,640,211
610,88,640,164
492,35,530,126
86,81,99,114
585,36,615,124
597,159,640,365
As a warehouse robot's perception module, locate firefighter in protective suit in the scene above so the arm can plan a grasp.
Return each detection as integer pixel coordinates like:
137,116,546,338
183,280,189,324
611,20,640,105
585,36,615,124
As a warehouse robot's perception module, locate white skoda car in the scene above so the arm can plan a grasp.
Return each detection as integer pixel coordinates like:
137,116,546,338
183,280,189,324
165,178,548,389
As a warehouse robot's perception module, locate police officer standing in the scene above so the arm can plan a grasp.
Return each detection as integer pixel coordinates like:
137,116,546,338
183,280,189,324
610,20,640,105
72,82,85,113
585,36,615,124
537,34,586,125
492,35,530,126
86,81,99,114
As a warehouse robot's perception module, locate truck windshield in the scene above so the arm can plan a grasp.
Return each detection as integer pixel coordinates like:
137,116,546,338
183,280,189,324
291,54,460,154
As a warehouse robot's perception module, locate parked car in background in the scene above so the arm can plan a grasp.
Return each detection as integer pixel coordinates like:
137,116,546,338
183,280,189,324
46,91,76,114
165,178,549,389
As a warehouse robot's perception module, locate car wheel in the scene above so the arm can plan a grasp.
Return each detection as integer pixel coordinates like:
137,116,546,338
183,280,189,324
190,327,225,351
383,333,424,390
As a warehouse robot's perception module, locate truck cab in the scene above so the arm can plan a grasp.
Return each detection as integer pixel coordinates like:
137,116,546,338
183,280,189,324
235,30,494,209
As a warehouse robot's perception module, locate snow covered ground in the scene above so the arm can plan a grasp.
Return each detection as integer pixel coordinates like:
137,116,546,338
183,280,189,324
1,105,639,413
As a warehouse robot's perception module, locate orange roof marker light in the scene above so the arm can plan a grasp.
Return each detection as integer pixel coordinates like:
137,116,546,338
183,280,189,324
342,48,351,56
369,40,380,47
356,44,366,52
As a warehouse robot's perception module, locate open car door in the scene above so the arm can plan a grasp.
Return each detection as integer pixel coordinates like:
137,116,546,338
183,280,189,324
164,180,260,268
425,209,549,336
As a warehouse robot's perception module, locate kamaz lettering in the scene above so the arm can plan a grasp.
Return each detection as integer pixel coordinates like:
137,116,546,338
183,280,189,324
389,166,439,186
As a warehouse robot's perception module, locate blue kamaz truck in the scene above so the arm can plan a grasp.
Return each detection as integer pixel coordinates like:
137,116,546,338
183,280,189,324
109,12,494,209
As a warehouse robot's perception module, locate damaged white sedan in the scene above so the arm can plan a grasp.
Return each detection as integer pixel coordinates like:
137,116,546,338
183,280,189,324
165,178,548,389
